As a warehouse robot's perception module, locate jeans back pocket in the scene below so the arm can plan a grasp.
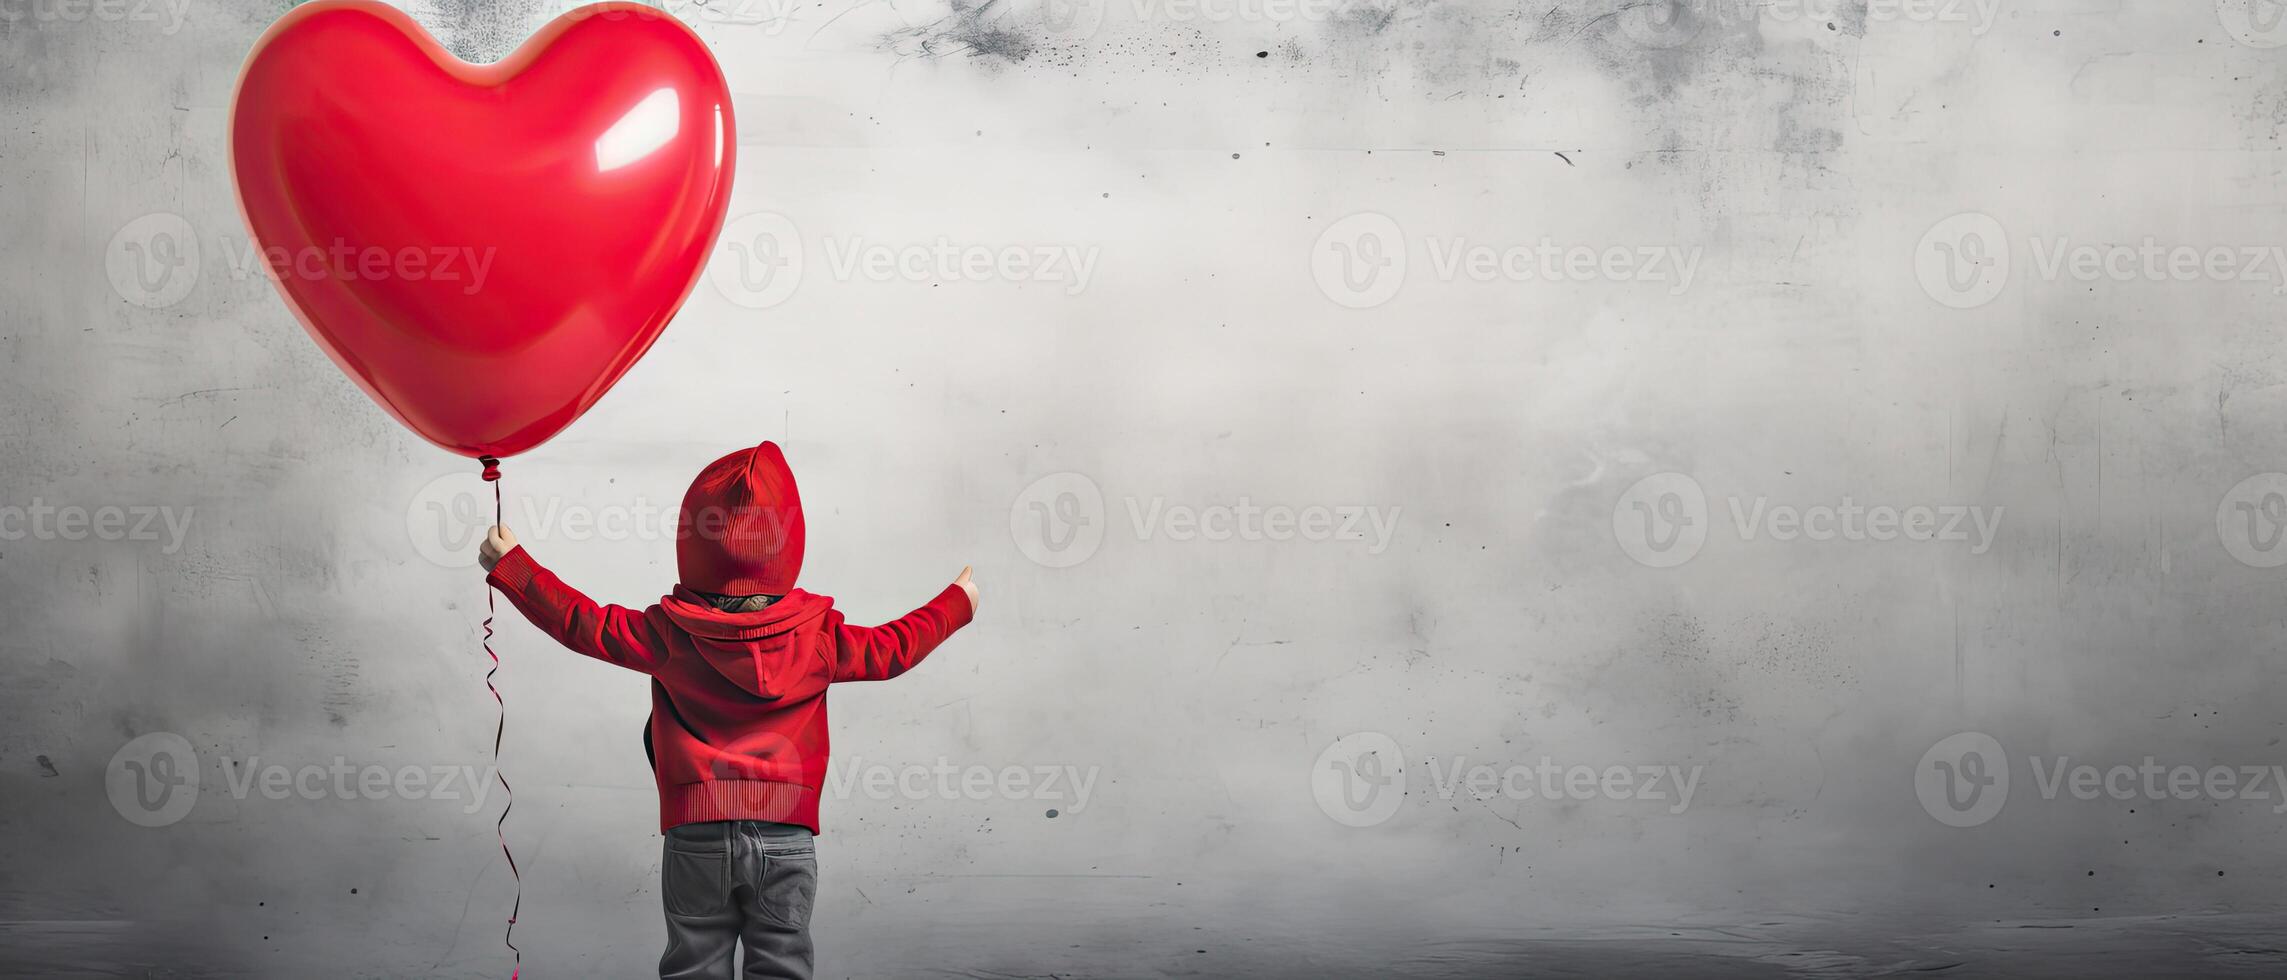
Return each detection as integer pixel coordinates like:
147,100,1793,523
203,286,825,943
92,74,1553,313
662,835,731,919
753,848,817,930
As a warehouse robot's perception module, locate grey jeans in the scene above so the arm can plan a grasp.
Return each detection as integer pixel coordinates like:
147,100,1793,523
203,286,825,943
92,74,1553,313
660,820,818,980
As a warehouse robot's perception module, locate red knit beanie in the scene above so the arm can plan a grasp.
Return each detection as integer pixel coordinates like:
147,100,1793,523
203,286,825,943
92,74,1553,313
676,440,805,595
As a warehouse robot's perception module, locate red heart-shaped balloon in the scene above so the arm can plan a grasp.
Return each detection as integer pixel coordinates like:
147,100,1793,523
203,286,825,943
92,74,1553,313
231,1,735,460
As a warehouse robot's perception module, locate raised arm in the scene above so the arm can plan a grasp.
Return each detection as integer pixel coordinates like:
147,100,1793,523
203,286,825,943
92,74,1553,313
829,568,978,682
481,527,671,674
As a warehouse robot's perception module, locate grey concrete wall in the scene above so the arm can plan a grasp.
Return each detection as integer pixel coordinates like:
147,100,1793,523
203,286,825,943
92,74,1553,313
9,0,2287,976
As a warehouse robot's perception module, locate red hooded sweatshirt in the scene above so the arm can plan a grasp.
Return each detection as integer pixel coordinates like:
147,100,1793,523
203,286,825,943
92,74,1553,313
484,441,973,833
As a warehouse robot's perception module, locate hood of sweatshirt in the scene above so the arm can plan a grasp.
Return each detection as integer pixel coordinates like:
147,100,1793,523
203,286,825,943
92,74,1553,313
657,586,833,698
676,440,806,596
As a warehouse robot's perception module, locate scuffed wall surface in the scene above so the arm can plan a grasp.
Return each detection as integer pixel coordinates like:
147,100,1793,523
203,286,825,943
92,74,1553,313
9,0,2287,975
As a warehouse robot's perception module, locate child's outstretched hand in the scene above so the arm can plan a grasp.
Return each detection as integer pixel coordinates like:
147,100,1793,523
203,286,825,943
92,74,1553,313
955,565,979,613
479,525,517,572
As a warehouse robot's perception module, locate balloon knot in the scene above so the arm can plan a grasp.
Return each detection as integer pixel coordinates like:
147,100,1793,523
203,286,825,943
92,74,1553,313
479,456,502,482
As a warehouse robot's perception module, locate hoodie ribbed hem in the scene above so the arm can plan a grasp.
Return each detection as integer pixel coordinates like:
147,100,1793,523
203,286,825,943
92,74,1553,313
662,779,821,835
486,545,539,595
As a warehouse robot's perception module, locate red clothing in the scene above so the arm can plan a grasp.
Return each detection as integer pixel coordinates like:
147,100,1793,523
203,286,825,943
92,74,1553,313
486,545,972,833
676,441,806,596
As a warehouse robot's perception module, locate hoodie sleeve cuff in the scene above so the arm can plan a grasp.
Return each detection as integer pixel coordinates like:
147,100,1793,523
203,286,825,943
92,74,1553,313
933,582,975,629
487,545,539,595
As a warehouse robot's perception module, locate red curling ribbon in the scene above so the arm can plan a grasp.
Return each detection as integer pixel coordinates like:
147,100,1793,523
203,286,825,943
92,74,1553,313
479,458,521,978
